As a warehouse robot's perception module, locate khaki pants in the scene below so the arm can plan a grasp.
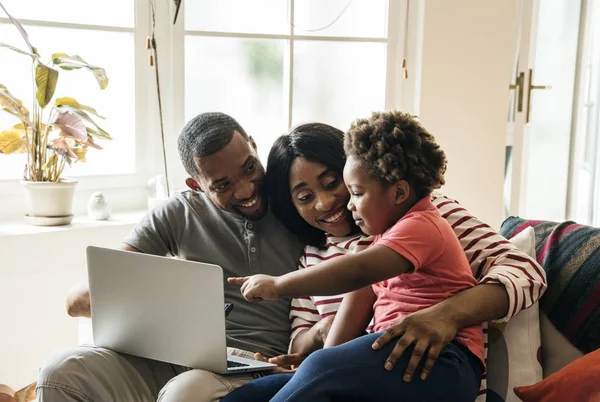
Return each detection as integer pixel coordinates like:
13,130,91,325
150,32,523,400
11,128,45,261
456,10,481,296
36,345,260,402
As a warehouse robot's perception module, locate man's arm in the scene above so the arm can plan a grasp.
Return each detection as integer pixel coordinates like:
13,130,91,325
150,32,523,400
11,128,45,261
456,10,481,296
372,282,507,380
324,286,376,348
66,243,140,318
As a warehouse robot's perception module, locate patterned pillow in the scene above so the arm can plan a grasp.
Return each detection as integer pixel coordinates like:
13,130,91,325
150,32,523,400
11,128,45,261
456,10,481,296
500,217,600,353
486,227,543,402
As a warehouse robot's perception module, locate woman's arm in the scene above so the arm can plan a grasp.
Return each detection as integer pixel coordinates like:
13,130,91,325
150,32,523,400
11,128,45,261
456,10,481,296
290,315,336,355
324,286,376,348
433,195,547,320
288,293,332,356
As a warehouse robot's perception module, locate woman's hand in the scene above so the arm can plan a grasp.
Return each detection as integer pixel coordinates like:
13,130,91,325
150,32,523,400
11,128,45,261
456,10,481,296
314,315,335,345
371,306,460,382
228,275,280,302
254,352,305,374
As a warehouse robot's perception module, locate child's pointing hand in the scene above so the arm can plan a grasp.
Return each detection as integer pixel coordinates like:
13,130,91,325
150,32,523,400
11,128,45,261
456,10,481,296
228,274,281,302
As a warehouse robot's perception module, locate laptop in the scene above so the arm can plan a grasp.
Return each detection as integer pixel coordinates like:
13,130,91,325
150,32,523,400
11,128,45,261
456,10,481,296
86,246,276,374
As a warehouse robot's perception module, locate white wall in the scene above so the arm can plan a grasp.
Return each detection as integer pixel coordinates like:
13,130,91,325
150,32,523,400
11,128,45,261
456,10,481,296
0,224,134,390
417,0,517,227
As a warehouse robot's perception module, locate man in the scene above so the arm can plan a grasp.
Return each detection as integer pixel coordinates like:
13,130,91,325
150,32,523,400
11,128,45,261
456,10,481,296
37,112,305,401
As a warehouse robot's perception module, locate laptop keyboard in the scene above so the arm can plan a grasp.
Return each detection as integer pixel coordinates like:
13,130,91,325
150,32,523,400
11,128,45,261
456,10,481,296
227,360,250,368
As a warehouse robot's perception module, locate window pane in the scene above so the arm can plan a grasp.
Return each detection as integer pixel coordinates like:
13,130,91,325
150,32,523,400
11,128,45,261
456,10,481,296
185,37,286,162
0,24,135,179
292,41,386,131
294,0,387,38
185,0,289,35
0,0,134,28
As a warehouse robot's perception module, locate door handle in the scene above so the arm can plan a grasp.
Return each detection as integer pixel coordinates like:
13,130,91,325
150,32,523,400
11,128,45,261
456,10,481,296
526,68,552,123
509,71,526,116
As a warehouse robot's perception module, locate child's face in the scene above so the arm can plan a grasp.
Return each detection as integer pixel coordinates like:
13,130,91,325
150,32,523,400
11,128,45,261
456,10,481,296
343,156,399,235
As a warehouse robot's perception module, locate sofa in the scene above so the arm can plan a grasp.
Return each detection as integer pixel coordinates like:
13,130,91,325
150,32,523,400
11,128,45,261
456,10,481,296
488,217,600,401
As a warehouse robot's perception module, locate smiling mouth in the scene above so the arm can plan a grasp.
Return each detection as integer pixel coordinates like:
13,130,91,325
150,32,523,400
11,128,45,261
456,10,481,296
319,207,347,225
238,194,260,208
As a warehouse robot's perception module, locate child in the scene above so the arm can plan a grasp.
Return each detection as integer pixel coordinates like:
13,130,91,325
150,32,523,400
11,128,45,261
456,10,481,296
228,111,484,402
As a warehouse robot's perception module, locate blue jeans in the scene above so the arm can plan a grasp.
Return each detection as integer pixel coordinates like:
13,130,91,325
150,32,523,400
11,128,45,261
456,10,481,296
221,332,482,402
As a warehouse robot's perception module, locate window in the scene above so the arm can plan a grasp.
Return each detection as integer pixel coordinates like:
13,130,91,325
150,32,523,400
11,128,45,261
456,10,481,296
0,0,412,217
0,0,137,180
183,0,392,162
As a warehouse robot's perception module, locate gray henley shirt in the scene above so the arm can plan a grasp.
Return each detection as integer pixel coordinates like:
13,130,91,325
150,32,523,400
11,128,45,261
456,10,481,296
123,190,304,357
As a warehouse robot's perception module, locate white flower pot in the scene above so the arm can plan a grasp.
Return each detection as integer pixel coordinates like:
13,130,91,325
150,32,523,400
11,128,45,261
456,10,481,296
21,178,78,225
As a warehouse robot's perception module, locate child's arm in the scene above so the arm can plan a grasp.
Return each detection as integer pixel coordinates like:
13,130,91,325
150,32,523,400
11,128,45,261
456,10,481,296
324,286,376,348
229,244,412,301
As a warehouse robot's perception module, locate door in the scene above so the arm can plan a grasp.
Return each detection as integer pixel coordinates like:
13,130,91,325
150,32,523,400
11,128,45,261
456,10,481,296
505,0,583,221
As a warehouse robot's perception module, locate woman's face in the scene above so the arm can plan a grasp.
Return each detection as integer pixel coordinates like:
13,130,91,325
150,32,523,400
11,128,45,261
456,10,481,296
289,158,354,237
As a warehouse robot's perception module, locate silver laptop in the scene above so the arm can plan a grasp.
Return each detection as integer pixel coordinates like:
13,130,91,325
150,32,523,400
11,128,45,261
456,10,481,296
86,246,276,374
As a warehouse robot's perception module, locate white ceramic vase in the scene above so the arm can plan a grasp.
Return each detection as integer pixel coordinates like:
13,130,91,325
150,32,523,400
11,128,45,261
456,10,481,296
21,178,78,225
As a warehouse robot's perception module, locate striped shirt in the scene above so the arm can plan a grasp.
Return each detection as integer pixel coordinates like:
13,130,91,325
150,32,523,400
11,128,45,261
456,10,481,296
289,193,547,401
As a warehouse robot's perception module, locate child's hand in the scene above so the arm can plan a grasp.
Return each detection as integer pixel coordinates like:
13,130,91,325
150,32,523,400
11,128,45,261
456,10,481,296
228,274,280,302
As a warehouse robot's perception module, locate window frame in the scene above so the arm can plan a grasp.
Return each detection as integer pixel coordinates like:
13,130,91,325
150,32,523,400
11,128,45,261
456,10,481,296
0,0,163,220
0,0,421,220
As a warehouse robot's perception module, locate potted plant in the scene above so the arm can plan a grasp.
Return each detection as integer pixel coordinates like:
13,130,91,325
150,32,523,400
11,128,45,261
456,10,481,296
0,2,112,225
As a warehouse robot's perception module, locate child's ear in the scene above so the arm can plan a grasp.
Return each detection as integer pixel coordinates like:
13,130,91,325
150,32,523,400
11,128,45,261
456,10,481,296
394,181,410,204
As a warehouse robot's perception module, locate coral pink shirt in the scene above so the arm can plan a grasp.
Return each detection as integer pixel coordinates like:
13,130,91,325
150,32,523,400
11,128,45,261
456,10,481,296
371,196,484,366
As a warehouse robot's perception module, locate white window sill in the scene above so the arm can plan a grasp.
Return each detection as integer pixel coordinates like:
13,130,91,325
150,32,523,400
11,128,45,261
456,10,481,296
0,210,146,237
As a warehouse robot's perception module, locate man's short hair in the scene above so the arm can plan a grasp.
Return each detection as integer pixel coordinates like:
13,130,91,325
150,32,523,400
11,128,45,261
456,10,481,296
177,112,249,177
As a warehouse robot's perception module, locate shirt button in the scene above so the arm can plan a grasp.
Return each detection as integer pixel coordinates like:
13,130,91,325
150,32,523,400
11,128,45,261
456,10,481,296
247,223,253,229
251,247,256,253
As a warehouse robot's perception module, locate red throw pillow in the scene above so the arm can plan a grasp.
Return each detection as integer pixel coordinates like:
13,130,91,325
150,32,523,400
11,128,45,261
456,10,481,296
514,348,600,401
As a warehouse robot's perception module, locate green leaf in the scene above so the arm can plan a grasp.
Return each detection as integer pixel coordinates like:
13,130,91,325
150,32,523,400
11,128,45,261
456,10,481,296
0,127,26,154
35,63,59,108
0,2,35,54
0,83,30,123
0,43,39,58
55,97,104,119
55,105,112,140
51,53,109,89
72,146,88,162
85,126,111,141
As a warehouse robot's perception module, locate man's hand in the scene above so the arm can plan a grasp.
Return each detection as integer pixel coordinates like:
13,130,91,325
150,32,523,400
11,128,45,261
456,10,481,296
228,274,280,302
254,352,305,374
371,306,459,382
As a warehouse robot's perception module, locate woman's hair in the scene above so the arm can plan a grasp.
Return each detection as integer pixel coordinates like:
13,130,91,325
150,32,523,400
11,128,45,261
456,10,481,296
344,110,447,199
266,123,347,248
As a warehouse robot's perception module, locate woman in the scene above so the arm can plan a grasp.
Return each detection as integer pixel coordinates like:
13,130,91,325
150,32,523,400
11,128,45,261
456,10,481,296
222,122,546,401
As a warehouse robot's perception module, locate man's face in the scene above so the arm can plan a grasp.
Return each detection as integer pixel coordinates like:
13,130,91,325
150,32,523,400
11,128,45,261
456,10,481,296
189,131,268,220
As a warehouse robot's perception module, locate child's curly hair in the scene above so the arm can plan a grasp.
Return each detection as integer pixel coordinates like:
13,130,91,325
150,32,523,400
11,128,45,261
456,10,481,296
344,110,447,198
